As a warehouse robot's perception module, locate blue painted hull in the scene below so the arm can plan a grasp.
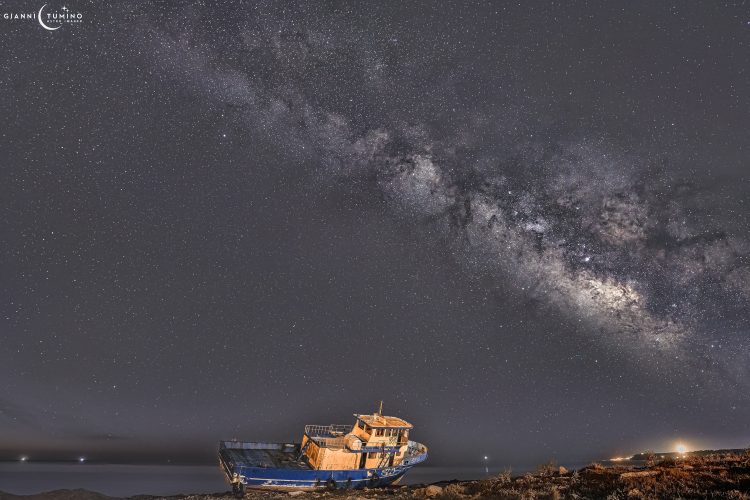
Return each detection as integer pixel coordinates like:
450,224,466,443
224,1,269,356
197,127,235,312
232,464,411,490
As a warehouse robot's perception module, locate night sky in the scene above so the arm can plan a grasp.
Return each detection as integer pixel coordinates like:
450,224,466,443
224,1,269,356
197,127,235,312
1,1,749,469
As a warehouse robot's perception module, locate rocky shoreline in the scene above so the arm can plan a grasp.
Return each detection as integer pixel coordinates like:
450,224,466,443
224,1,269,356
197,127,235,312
2,452,749,499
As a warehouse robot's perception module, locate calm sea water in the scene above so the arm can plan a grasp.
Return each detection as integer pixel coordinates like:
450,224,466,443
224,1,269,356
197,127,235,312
0,462,592,496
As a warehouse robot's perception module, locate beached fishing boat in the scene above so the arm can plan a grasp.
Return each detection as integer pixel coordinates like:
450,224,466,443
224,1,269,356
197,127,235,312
218,405,428,493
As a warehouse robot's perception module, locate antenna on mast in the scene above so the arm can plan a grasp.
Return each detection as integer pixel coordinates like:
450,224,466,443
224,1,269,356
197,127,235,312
377,400,384,416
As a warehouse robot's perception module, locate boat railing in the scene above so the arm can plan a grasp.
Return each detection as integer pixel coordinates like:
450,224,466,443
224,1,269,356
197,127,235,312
220,440,297,450
304,424,354,449
304,424,353,437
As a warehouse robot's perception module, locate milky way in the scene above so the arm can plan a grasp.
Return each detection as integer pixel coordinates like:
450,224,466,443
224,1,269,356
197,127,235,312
140,5,750,390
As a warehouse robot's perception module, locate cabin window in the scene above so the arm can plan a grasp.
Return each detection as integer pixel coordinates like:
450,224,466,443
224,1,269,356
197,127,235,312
368,452,377,459
357,420,365,430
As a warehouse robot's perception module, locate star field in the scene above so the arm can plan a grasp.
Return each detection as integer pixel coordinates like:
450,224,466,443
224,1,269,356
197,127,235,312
1,1,749,467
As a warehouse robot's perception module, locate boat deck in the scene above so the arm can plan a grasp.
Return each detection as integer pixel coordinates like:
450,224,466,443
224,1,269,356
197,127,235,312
220,442,311,470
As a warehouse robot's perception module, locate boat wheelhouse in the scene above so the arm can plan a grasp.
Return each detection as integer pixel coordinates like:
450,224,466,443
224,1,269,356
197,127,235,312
219,406,428,493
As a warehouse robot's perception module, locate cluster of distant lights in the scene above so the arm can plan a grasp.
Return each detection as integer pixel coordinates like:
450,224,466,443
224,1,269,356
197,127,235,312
19,456,87,462
609,442,691,462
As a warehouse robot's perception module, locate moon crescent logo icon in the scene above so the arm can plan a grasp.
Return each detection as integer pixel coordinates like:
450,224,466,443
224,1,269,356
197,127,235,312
38,4,61,31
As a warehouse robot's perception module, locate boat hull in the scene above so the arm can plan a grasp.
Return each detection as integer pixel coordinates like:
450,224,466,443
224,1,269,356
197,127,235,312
233,465,411,490
219,440,428,491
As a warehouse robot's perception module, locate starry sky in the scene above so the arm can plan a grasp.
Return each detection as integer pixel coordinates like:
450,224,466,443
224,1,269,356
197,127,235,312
1,1,749,468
